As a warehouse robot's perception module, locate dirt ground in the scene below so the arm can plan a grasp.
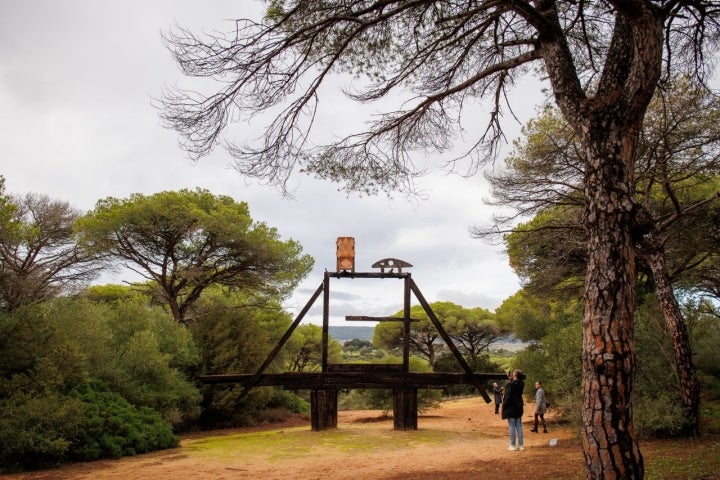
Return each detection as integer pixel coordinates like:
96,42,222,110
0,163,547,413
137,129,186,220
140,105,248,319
7,396,719,480
3,398,589,480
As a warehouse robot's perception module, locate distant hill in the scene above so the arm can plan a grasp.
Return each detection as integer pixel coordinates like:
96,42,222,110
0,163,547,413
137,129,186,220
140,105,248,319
328,326,374,342
327,326,525,351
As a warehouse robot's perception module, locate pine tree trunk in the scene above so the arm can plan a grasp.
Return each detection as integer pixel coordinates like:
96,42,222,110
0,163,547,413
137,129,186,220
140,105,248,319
528,2,663,477
646,249,701,435
580,129,644,479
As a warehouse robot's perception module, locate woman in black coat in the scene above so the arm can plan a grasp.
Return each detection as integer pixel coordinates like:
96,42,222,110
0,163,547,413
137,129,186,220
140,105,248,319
501,369,525,451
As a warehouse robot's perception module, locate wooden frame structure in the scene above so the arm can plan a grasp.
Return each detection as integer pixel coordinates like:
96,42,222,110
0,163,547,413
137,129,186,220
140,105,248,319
200,267,508,430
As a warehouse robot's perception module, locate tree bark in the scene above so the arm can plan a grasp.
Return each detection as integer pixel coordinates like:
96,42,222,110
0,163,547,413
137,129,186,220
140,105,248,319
580,126,644,480
646,248,701,435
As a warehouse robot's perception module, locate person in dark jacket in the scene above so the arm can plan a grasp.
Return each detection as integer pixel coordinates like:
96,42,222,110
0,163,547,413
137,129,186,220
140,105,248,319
492,382,503,414
501,369,525,451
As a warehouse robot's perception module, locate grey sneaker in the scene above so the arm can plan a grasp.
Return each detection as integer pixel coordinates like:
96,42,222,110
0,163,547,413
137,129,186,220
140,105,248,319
519,446,525,451
508,446,517,451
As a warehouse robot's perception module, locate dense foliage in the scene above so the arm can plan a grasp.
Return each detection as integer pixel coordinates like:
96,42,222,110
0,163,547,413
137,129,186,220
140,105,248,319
0,298,194,471
496,288,720,437
0,185,318,472
159,3,720,475
2,179,717,475
188,289,313,428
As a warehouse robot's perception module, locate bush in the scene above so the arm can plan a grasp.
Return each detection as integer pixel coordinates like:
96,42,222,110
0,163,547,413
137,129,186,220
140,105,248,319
266,387,310,414
0,385,178,473
0,392,83,472
338,389,378,411
632,392,687,438
68,386,178,461
335,357,442,414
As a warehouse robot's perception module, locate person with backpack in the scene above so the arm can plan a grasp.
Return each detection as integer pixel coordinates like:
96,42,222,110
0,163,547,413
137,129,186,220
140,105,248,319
530,380,548,433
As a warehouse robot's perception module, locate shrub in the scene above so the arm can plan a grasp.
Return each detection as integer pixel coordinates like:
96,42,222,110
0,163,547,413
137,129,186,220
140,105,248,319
266,387,310,414
632,392,687,438
0,385,178,473
0,392,83,472
67,385,178,461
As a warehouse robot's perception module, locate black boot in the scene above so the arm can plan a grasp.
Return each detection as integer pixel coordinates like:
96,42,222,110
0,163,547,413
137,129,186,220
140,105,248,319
530,427,538,433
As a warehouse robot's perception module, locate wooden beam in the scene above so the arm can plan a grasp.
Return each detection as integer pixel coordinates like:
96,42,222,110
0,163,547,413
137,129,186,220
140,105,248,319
345,316,419,322
327,271,410,279
200,371,510,389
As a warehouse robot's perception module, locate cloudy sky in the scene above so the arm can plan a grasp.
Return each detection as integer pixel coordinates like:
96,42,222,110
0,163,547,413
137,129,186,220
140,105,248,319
0,1,546,325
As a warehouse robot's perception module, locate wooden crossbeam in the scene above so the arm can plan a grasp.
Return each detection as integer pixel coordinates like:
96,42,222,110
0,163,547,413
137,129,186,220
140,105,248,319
345,316,419,322
200,371,510,389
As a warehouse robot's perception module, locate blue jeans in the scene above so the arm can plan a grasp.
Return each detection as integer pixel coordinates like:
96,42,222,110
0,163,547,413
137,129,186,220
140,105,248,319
508,417,523,447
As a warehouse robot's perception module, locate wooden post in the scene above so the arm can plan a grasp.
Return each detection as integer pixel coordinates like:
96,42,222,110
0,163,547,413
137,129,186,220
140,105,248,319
311,389,338,431
322,271,330,371
403,275,411,372
393,388,418,430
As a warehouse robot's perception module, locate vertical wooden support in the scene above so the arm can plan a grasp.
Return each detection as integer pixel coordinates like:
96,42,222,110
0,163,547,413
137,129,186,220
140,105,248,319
311,389,338,431
393,388,418,430
322,271,330,371
402,275,411,373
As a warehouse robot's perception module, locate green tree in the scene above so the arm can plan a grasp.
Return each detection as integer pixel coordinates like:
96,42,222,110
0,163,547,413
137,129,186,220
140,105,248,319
496,290,557,343
159,3,720,476
341,356,442,414
188,288,311,427
374,301,504,369
76,189,313,324
0,177,15,228
373,305,441,367
505,289,695,436
343,338,373,351
284,324,343,372
684,299,720,381
444,305,507,366
0,190,101,311
12,297,202,426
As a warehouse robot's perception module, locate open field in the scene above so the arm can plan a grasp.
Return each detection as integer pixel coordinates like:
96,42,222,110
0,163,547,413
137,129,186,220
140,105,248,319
5,397,719,480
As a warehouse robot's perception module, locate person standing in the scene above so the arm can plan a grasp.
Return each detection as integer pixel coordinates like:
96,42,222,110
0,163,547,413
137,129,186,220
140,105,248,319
530,381,548,433
492,382,503,414
501,369,525,451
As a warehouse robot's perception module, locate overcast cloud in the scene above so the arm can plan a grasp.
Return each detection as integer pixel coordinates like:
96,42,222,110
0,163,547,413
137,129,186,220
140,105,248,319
0,1,544,325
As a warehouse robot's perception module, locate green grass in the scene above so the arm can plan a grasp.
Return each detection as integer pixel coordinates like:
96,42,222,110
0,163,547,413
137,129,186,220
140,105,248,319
183,425,467,463
644,437,720,480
